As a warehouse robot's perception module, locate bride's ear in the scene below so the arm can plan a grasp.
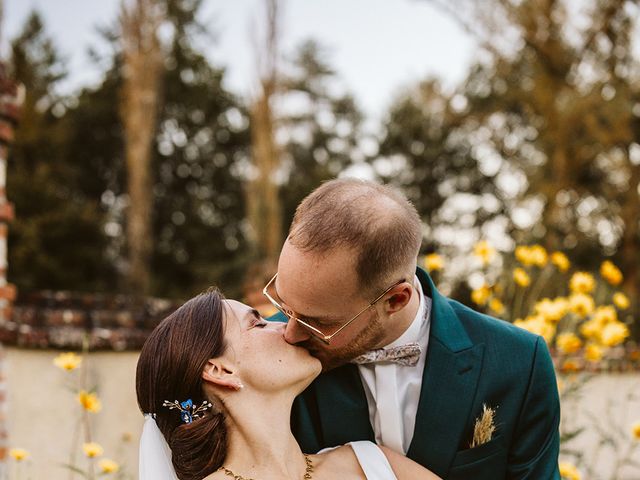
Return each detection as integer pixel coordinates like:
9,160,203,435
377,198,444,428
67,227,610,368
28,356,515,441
202,359,244,391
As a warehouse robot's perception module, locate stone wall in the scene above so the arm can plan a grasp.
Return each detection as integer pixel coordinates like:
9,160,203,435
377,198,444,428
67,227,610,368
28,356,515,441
4,346,640,480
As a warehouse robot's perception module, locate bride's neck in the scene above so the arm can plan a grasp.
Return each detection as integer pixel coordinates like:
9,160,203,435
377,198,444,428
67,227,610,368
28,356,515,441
221,392,307,479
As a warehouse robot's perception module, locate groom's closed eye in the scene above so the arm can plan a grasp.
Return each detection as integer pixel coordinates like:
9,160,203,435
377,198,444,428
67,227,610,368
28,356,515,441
300,315,341,328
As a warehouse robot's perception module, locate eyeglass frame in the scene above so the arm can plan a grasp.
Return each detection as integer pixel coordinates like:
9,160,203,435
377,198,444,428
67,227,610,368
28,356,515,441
262,273,407,345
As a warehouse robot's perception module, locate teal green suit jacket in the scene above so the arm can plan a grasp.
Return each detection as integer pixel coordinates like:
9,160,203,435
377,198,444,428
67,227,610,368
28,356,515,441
274,268,560,479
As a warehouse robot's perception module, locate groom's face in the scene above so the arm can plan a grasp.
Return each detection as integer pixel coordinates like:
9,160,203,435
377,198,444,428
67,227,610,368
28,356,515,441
275,240,388,370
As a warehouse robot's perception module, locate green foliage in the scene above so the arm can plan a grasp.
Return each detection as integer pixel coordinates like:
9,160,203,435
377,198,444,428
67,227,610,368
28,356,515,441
279,40,366,230
8,11,116,292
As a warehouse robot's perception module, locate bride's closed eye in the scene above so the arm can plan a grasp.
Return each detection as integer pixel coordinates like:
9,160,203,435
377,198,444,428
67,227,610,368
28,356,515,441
248,311,268,328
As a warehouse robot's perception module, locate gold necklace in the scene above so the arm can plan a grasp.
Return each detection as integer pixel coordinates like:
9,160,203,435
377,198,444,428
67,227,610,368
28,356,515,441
218,454,313,480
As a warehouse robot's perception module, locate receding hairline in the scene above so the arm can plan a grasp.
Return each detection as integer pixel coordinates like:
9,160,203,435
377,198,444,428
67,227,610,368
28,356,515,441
288,178,422,295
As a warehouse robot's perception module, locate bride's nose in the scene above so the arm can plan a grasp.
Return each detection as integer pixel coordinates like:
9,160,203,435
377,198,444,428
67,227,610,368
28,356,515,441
268,320,286,333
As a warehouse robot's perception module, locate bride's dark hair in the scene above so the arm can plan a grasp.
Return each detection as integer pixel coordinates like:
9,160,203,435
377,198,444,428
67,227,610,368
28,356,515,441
136,289,228,480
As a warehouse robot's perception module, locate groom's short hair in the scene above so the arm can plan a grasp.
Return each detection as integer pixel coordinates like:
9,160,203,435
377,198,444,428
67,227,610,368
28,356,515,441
288,178,422,296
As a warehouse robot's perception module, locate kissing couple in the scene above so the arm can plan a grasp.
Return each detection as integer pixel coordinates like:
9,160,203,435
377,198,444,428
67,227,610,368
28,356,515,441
137,179,561,479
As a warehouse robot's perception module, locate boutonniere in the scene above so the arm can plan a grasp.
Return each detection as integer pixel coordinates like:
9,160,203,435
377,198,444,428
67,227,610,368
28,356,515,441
470,404,497,448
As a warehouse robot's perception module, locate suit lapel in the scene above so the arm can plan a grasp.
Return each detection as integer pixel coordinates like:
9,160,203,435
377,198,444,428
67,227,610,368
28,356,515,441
314,363,375,446
407,268,484,476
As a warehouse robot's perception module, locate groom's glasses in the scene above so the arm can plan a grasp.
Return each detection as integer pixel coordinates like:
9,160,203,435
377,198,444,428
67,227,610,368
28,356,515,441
262,273,405,345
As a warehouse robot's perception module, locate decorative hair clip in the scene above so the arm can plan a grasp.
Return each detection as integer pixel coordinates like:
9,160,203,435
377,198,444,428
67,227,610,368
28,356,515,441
162,398,213,424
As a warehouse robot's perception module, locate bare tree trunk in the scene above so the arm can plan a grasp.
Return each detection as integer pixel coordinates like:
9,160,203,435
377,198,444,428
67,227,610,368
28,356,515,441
120,0,164,295
621,165,640,297
247,0,283,265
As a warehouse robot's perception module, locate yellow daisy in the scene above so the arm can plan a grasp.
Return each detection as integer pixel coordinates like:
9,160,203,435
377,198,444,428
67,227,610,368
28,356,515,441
551,252,570,272
600,322,630,347
9,448,29,462
83,442,104,458
99,458,120,473
424,253,444,272
569,293,595,318
556,333,582,355
471,284,491,306
78,390,102,413
513,268,531,288
584,343,603,362
559,461,581,480
613,292,630,310
600,260,623,286
569,272,595,294
53,352,82,371
474,241,496,265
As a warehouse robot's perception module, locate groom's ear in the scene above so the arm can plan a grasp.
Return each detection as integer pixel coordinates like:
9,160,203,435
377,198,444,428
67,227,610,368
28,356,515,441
202,359,243,391
384,282,413,315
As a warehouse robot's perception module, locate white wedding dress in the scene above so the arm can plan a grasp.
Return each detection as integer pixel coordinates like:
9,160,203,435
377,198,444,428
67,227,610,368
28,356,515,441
319,441,398,480
140,416,397,480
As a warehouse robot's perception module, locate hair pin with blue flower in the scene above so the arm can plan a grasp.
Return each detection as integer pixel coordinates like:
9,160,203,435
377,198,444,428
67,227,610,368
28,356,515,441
162,398,213,424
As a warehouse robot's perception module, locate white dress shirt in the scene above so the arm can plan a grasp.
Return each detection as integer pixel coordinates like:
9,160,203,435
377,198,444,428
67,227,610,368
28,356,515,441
357,276,431,454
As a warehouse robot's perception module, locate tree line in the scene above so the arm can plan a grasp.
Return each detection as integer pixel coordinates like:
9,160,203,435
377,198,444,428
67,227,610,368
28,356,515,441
7,0,640,328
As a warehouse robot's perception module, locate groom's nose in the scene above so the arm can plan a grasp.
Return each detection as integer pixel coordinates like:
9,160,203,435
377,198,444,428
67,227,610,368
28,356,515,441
283,318,311,344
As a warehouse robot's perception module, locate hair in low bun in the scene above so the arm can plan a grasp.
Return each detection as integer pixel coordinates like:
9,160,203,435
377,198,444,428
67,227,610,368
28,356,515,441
169,410,227,479
136,289,228,480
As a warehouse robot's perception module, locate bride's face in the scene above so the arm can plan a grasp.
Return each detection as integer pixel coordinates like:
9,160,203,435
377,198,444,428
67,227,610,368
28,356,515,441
222,300,322,394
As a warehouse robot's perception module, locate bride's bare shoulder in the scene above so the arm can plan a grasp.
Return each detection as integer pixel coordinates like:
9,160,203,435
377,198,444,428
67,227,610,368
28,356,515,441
202,469,226,480
311,445,365,479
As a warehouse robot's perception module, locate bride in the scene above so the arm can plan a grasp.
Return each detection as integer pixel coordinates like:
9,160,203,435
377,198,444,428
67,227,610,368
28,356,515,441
136,289,440,480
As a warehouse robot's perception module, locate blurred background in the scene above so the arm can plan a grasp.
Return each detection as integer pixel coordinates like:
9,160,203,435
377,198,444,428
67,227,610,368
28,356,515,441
0,0,638,479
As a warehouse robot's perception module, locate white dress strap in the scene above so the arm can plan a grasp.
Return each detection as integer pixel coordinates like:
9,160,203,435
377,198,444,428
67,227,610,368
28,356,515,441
348,441,397,480
317,440,397,479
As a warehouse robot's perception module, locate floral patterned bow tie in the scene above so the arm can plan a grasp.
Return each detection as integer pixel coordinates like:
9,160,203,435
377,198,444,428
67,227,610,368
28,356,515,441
351,342,422,367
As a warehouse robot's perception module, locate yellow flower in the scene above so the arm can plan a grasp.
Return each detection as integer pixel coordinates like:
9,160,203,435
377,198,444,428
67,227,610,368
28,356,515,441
560,359,582,373
600,260,623,286
593,305,618,324
489,298,505,315
515,246,534,266
569,272,596,294
584,343,603,362
514,315,556,344
9,448,29,462
98,458,120,473
569,293,595,318
513,268,531,288
471,284,491,306
551,252,570,272
424,253,444,272
632,422,640,441
530,245,548,267
559,461,581,480
53,352,82,371
474,241,496,265
534,298,568,323
600,322,630,347
78,390,102,413
556,333,582,355
580,318,604,341
83,442,104,458
613,292,630,310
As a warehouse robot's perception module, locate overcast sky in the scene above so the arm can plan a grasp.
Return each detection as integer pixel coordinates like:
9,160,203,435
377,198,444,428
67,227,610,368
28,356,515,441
5,0,476,118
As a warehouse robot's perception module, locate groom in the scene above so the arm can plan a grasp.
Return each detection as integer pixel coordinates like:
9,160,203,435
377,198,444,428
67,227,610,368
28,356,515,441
265,179,560,479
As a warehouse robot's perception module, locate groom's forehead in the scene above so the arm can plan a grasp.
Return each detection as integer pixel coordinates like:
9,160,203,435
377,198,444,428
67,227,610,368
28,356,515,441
276,274,350,315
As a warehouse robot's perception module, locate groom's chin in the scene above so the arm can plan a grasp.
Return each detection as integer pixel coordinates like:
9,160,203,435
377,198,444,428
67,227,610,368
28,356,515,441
306,346,364,373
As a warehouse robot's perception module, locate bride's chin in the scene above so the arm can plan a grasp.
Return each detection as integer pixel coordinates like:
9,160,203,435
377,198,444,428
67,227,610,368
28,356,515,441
296,359,322,392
